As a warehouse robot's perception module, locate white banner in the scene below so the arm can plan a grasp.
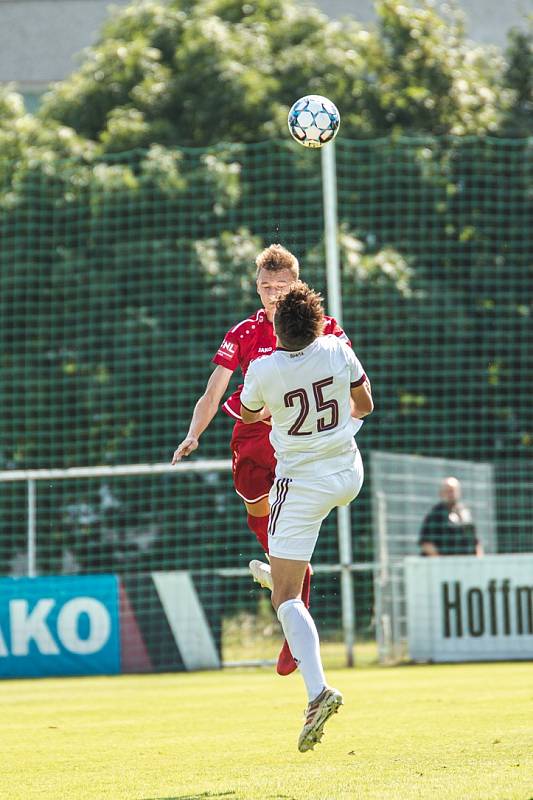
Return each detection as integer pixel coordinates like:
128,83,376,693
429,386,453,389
405,555,533,662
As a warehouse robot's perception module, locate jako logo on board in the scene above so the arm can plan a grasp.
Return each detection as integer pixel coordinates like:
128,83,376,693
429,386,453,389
0,575,120,678
0,596,111,656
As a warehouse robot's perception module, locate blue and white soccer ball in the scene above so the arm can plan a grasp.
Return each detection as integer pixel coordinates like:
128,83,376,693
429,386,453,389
288,95,340,149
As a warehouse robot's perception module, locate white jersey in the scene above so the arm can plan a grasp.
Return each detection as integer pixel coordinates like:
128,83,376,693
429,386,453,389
240,335,367,479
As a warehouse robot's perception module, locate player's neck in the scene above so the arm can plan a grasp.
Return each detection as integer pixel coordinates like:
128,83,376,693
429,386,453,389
276,336,316,352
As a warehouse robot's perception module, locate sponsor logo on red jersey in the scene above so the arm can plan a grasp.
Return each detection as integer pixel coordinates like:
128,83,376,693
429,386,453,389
218,340,236,358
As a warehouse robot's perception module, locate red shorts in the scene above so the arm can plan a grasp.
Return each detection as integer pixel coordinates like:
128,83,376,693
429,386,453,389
230,420,276,504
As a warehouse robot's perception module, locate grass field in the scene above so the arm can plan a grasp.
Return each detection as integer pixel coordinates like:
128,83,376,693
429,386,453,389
2,658,532,800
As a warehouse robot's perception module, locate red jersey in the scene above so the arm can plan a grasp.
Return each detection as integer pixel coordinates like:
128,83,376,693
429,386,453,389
212,308,351,420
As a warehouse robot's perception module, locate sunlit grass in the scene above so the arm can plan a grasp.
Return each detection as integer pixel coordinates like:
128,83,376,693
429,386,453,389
2,661,531,799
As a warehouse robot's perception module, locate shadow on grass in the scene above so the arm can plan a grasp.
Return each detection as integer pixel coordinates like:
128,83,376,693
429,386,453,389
141,793,237,800
141,794,296,800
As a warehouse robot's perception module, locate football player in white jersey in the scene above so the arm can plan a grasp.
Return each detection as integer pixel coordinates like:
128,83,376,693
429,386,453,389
240,281,373,752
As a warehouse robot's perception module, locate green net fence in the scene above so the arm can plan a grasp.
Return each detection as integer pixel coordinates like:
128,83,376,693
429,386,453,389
0,136,531,667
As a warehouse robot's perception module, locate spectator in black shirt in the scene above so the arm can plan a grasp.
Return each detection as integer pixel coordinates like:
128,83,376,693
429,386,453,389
419,477,483,557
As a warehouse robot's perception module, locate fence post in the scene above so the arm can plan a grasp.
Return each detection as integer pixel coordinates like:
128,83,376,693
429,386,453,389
321,142,342,321
27,479,37,577
376,490,389,663
321,141,356,668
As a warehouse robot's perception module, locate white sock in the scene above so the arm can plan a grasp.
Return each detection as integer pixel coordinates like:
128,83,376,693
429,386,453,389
277,598,326,702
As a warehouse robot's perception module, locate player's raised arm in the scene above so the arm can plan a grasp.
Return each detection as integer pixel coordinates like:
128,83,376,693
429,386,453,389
171,365,232,463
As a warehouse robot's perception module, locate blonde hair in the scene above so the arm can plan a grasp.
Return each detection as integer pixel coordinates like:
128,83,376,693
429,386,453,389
255,244,299,280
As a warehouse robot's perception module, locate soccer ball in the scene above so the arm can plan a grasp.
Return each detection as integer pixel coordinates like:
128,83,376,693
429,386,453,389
287,95,340,149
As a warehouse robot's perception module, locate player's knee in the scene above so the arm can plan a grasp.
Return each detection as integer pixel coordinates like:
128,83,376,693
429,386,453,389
271,588,284,612
272,586,298,612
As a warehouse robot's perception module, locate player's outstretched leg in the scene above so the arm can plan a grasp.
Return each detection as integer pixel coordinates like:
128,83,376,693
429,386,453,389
298,687,344,753
249,559,272,590
248,560,313,676
277,598,342,751
276,564,312,676
247,514,313,676
246,513,269,552
248,558,298,675
276,639,297,676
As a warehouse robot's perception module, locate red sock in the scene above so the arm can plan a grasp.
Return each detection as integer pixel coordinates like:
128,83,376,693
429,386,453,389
247,513,269,553
301,564,312,609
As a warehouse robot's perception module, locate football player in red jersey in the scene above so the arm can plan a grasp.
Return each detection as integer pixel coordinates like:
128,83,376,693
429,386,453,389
172,244,351,675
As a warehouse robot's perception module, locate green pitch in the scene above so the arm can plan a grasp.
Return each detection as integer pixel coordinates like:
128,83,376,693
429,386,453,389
2,661,531,800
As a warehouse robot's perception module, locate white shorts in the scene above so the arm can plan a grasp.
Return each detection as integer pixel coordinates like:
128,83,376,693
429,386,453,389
267,449,364,562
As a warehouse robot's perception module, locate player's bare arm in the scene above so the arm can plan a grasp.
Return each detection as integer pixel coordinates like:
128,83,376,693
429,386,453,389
172,365,232,463
350,379,373,419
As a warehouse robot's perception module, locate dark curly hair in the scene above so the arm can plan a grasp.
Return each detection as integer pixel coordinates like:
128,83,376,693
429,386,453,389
274,281,325,351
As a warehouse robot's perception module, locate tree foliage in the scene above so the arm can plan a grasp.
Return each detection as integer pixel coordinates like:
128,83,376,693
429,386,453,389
0,0,531,574
500,18,533,136
36,0,520,151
